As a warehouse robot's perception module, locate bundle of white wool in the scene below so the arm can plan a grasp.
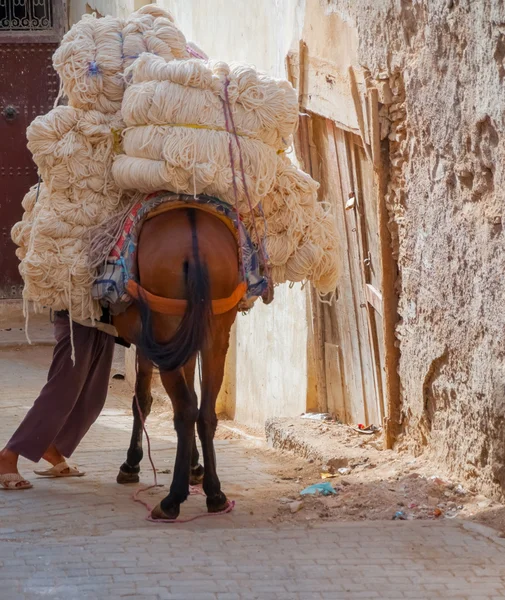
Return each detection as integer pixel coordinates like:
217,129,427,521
17,106,127,320
112,53,298,211
12,3,338,324
11,5,201,320
113,52,338,293
52,5,196,114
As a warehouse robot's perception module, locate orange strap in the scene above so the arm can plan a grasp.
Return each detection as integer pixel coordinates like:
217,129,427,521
126,279,247,316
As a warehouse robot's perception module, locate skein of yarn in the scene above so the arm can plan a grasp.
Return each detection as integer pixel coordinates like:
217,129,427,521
11,183,46,261
122,54,298,149
19,105,131,320
112,53,298,210
12,3,339,323
52,4,200,114
113,126,279,208
243,156,338,293
13,5,203,320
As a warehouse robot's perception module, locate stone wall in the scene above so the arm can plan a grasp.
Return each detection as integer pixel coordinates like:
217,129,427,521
326,0,505,498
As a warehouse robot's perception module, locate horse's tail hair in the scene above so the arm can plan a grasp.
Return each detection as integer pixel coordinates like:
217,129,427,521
135,209,212,372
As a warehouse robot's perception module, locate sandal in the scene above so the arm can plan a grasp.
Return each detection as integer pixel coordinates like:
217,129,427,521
0,473,33,490
34,461,85,478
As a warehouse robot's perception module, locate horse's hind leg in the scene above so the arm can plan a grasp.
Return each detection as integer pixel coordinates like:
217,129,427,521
184,356,204,485
198,313,235,513
117,351,154,484
190,437,204,485
151,369,198,520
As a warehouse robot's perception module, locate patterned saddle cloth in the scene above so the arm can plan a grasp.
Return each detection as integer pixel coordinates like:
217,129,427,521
92,192,270,314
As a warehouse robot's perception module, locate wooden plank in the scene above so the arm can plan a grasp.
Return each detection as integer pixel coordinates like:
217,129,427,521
287,51,361,133
310,284,328,412
349,139,385,426
298,114,312,174
348,66,372,162
298,40,308,108
331,125,372,424
366,284,383,316
307,117,321,185
356,144,383,291
373,118,402,447
310,117,336,414
370,309,387,424
296,114,327,412
368,87,382,170
324,342,346,421
306,286,324,412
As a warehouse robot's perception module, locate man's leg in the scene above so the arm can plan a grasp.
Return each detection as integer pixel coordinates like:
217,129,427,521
52,328,114,458
0,314,100,479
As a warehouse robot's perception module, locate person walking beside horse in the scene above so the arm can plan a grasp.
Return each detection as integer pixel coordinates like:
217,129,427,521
0,312,115,490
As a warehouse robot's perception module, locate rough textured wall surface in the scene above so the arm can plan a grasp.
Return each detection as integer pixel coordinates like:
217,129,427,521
327,0,505,498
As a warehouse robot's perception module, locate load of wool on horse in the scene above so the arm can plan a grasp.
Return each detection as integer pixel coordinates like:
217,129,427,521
11,4,339,324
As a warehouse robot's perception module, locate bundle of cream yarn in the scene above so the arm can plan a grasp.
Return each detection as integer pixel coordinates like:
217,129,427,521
52,5,196,114
113,52,338,292
239,155,338,292
12,107,128,320
12,4,338,325
11,5,204,321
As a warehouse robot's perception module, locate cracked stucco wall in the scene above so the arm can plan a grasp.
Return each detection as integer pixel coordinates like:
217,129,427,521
327,0,505,498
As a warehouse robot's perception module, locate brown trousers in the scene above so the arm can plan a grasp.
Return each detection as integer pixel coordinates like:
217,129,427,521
7,313,115,463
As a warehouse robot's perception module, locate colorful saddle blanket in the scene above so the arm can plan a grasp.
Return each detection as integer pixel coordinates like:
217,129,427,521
92,192,269,314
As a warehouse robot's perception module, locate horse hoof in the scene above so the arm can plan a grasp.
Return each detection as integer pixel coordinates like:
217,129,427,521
116,470,140,484
207,492,229,513
151,501,180,521
189,464,204,486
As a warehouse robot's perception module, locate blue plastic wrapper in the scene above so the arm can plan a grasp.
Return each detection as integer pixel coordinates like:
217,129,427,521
300,482,337,496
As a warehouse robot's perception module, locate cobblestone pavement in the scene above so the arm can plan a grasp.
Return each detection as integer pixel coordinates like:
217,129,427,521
1,346,505,600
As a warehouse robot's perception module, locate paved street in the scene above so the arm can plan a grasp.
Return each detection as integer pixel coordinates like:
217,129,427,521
1,346,505,600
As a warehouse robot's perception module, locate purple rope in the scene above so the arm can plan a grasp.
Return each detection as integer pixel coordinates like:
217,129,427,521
222,80,271,279
88,61,100,75
221,89,247,283
186,45,206,60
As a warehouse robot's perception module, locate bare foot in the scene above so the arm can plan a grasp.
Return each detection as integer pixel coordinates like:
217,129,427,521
0,448,20,474
42,445,72,474
42,445,65,465
0,448,31,488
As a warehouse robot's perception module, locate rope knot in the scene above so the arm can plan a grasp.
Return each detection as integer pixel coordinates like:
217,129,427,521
88,61,100,76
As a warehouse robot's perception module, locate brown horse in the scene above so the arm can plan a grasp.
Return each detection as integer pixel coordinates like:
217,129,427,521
113,204,240,520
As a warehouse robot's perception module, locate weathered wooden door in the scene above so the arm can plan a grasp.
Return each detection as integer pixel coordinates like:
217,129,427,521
0,0,64,298
301,113,392,427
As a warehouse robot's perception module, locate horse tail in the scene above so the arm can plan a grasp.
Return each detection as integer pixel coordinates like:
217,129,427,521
135,208,212,372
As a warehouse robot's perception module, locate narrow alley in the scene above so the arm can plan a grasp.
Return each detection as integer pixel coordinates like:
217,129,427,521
1,344,505,600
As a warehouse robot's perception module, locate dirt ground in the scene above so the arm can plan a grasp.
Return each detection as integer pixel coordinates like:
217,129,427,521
265,418,505,535
110,369,505,536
